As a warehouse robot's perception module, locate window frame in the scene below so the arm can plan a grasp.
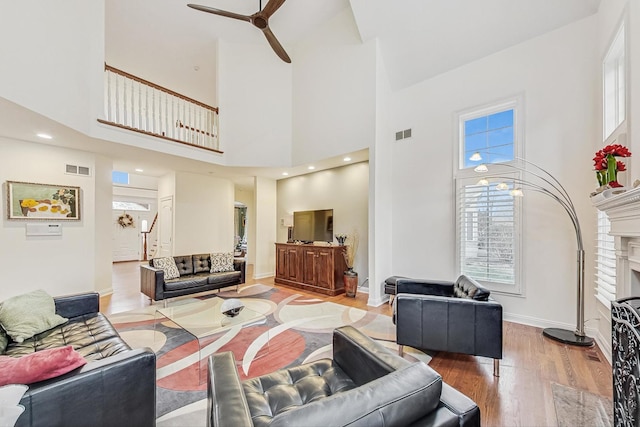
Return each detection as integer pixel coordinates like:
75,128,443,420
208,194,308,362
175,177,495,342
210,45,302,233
455,95,524,296
595,18,628,309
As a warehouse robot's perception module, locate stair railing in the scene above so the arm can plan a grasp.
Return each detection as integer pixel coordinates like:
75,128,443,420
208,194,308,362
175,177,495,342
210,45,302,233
101,64,220,153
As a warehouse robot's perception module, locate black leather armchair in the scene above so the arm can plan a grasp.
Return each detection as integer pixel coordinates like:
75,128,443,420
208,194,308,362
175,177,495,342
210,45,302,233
207,325,480,427
394,275,503,377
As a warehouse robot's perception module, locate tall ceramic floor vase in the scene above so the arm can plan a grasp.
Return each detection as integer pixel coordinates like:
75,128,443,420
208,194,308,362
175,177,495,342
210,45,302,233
343,268,358,297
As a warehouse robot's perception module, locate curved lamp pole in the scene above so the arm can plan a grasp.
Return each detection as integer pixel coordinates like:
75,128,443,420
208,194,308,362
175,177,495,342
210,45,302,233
473,154,594,346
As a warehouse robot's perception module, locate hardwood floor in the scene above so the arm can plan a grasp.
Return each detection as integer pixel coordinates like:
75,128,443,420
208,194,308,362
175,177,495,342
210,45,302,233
104,261,613,426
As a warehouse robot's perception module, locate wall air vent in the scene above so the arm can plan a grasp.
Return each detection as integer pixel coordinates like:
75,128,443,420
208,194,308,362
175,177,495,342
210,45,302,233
65,164,91,176
395,128,412,141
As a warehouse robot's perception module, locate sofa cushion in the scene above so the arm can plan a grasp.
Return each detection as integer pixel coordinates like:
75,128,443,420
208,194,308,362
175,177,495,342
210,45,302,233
173,255,194,276
0,290,68,343
5,312,131,361
0,345,87,386
164,275,209,291
207,271,242,286
242,359,357,427
210,252,234,273
193,253,211,274
454,275,490,301
152,257,180,280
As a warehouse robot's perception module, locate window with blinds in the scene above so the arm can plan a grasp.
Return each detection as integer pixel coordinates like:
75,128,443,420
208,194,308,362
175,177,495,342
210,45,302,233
457,177,519,290
595,211,616,308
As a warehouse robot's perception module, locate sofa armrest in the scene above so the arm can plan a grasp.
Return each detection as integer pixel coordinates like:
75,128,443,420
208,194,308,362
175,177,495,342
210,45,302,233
396,293,503,359
438,383,481,427
140,264,165,301
269,362,443,427
207,352,253,427
234,258,246,284
396,279,455,296
18,348,156,427
332,325,410,386
54,293,99,318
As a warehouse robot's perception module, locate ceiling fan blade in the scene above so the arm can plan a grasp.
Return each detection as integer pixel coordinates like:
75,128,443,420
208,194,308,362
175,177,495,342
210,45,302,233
187,4,251,22
261,0,286,18
261,27,291,63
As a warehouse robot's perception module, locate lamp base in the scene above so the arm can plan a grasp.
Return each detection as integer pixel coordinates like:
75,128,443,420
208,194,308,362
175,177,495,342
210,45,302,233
542,328,594,346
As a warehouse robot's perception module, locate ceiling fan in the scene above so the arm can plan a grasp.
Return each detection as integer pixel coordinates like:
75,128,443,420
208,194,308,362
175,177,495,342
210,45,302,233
188,0,291,63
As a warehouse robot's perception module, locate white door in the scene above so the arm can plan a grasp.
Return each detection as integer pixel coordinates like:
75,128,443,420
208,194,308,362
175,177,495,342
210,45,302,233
112,211,140,261
159,196,173,257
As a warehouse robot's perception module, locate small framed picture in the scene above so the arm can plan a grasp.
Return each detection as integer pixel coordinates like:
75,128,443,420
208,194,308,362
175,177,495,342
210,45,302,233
6,181,81,220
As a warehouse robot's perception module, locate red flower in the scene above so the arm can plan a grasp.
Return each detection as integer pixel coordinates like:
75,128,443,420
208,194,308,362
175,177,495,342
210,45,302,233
593,152,608,170
601,144,632,157
617,160,627,172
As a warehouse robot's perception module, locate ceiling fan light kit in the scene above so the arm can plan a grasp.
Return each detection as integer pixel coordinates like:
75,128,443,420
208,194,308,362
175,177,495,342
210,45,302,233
187,0,291,63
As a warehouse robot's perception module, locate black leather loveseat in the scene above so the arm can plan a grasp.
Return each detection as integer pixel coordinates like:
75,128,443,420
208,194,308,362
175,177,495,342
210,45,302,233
141,253,246,302
393,275,503,377
5,292,156,427
207,325,480,427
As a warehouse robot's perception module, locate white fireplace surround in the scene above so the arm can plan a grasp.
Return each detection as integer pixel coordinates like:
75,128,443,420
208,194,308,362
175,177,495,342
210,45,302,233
593,185,640,301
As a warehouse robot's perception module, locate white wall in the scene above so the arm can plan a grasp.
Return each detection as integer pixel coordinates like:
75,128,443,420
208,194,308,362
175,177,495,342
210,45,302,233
0,138,105,299
390,16,598,330
254,177,277,279
292,8,376,165
0,1,104,134
368,41,394,306
217,41,292,167
277,163,369,286
172,172,234,255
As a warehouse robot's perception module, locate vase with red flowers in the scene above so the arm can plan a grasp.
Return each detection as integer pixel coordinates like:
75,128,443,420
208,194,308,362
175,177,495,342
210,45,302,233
593,143,632,188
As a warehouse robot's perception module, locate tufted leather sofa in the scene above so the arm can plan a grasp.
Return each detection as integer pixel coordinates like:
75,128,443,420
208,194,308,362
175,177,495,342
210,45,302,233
140,253,246,302
392,275,503,376
4,292,156,427
207,325,480,427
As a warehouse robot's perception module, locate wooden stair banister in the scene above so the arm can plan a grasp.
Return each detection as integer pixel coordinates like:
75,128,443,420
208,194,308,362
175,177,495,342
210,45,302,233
142,213,158,261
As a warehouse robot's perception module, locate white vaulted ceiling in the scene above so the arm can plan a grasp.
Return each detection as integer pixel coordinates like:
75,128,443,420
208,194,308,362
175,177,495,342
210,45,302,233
106,0,601,91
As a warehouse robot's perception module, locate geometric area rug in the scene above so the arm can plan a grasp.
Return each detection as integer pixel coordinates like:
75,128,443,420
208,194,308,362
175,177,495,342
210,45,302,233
107,284,430,427
551,382,613,427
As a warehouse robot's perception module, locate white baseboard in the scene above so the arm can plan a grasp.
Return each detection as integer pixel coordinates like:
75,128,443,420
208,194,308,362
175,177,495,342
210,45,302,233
98,287,113,297
594,331,612,364
253,272,275,280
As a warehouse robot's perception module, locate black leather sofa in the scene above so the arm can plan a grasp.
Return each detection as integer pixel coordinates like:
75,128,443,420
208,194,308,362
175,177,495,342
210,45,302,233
140,253,246,302
207,325,480,427
4,292,156,427
393,275,503,376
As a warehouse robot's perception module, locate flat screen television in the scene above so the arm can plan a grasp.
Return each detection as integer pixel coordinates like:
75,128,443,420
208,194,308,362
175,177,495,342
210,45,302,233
292,209,333,243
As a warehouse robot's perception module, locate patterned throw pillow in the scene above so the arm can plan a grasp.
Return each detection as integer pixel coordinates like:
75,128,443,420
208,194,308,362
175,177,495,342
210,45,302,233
152,257,180,280
210,252,234,273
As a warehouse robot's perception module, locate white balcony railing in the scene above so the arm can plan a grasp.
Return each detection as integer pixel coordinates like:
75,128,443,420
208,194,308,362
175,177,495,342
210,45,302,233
101,64,220,152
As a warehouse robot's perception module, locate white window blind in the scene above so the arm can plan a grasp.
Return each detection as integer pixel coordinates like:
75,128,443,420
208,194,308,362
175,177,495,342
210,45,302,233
595,211,616,308
458,179,516,285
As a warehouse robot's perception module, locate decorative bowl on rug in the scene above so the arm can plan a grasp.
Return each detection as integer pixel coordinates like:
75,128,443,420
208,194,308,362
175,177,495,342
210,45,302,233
220,299,244,317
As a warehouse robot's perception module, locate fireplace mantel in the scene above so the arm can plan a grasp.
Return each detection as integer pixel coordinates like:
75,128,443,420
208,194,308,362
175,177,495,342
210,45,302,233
593,186,640,238
593,185,640,300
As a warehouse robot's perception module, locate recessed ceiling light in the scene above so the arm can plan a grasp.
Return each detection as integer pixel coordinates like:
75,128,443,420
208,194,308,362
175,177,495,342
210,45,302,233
135,168,144,173
36,133,52,139
282,172,289,176
343,157,351,162
308,166,315,170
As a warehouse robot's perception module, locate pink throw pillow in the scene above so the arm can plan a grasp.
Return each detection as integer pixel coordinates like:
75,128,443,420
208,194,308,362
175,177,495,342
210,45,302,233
0,346,87,386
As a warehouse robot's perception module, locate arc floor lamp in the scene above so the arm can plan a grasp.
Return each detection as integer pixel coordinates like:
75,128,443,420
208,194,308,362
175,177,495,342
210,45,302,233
471,152,594,346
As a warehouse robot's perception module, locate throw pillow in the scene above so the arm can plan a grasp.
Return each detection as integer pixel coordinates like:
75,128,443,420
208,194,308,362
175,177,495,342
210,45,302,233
0,345,87,386
152,257,180,280
0,290,68,343
210,252,234,273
